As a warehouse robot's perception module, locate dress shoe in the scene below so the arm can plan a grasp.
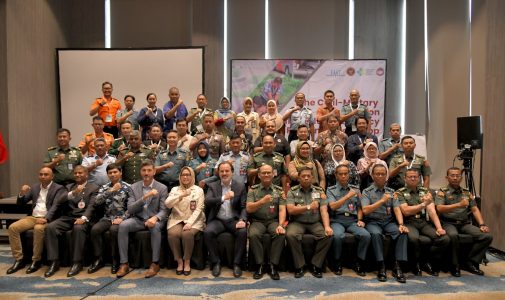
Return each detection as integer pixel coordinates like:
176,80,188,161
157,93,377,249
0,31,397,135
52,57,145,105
67,263,83,277
464,262,484,276
111,264,119,274
116,263,130,278
88,259,104,274
269,264,280,280
294,268,304,278
183,269,191,276
253,264,264,280
450,264,461,277
412,263,422,276
422,262,438,276
311,266,323,278
44,261,60,278
233,264,242,278
354,261,366,277
144,262,160,278
392,264,406,283
377,262,387,282
211,262,221,277
176,269,183,275
26,261,42,274
333,261,342,276
6,260,25,274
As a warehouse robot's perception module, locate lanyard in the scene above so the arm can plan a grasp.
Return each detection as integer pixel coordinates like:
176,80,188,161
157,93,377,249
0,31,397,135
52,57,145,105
403,154,415,169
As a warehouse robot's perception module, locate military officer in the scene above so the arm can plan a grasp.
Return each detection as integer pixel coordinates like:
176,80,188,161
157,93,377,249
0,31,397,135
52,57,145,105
248,135,288,192
215,133,250,186
398,169,449,276
378,123,403,165
142,124,167,157
232,115,254,154
247,164,287,280
44,128,83,185
361,163,408,283
190,113,226,160
154,130,190,193
389,135,431,190
109,121,132,156
186,94,214,135
286,167,333,278
340,89,371,136
115,130,154,184
253,120,291,164
435,167,492,277
314,115,348,162
327,164,370,276
282,92,315,142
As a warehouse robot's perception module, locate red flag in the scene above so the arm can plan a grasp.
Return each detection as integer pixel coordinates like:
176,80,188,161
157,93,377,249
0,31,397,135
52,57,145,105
0,132,8,164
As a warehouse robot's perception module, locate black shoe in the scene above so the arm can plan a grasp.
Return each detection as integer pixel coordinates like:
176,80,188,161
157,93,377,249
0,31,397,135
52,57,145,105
393,266,406,283
464,262,484,276
233,264,242,278
269,264,280,280
311,266,323,278
412,263,422,276
44,261,60,278
334,261,342,276
422,262,438,276
377,262,387,282
6,260,25,274
176,269,183,275
26,261,42,274
211,262,221,277
111,264,119,274
354,261,366,277
253,264,264,280
67,263,82,277
294,268,304,278
450,264,461,277
88,259,104,274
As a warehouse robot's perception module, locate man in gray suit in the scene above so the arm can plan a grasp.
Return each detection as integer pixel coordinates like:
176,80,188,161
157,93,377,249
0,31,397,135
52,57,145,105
116,160,168,278
7,167,66,275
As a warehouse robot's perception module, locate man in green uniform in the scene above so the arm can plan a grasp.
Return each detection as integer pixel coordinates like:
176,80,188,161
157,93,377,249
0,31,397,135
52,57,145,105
186,94,214,135
389,135,431,190
247,164,287,280
115,130,154,184
154,130,190,192
398,169,449,276
378,123,403,165
44,128,82,185
286,167,333,278
340,89,371,136
190,114,226,160
435,167,492,277
248,135,288,193
109,121,132,156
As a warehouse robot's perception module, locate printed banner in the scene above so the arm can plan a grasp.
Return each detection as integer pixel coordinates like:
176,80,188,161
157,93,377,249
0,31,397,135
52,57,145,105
231,59,386,137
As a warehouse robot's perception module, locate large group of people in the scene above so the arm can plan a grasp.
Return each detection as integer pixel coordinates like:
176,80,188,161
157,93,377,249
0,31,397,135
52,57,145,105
5,82,493,284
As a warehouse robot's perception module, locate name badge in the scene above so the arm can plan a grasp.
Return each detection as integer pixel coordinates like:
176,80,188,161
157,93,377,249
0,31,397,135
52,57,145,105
68,164,74,170
78,200,85,209
312,192,320,199
196,124,204,132
105,114,113,122
273,169,278,177
190,200,196,211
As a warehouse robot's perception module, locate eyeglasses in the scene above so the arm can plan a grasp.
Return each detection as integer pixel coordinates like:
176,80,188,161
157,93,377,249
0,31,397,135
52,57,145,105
180,174,191,177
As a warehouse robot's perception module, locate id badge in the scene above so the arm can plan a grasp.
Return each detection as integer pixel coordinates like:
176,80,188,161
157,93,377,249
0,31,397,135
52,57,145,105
386,206,392,215
269,204,275,214
105,114,113,122
78,200,85,209
68,164,74,170
352,123,357,132
311,192,320,199
196,124,204,132
273,169,278,177
190,200,196,211
348,202,354,212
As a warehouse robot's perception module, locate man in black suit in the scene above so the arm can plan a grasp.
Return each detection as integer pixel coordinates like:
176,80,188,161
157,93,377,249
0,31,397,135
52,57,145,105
44,165,99,277
6,167,66,275
204,161,247,278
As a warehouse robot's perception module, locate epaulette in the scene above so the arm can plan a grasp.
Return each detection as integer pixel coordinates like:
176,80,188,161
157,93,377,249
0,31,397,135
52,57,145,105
391,153,403,159
239,151,250,157
415,153,425,159
312,185,324,191
349,184,360,190
222,151,231,156
419,186,429,192
48,146,57,151
273,185,283,191
439,187,449,192
85,133,93,136
290,185,300,191
363,185,375,193
114,138,123,141
253,152,263,157
105,133,114,138
380,137,389,142
251,184,260,189
272,151,283,157
397,187,407,192
384,186,395,193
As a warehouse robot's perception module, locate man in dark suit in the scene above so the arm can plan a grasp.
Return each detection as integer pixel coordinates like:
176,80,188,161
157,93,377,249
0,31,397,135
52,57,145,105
116,160,168,278
44,165,99,277
6,167,66,275
204,161,247,278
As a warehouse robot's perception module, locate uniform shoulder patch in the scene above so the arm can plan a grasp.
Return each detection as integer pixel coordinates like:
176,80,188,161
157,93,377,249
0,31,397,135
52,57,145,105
47,146,57,151
385,187,395,193
415,154,426,159
253,152,263,157
349,184,359,190
397,187,407,192
251,184,260,189
222,151,231,156
273,185,283,190
114,138,122,141
290,185,300,191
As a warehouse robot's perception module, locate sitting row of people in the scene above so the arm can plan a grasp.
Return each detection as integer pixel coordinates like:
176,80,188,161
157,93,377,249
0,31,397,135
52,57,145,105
6,160,492,283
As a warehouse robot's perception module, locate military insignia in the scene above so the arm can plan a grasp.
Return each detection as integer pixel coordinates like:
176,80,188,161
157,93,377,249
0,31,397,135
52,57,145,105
139,153,146,157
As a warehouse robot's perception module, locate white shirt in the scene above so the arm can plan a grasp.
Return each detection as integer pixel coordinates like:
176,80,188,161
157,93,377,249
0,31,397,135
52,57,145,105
82,154,116,186
32,182,52,217
217,181,233,220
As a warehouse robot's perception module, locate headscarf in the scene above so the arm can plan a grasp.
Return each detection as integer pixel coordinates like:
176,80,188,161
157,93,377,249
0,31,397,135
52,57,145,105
266,99,278,116
243,97,253,112
293,141,319,181
263,99,283,132
363,142,379,162
196,141,210,161
218,97,232,114
179,166,196,189
331,143,347,165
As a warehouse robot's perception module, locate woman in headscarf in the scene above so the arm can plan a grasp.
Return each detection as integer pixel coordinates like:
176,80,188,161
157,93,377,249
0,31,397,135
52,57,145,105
237,97,260,143
214,97,236,137
357,141,387,191
188,141,218,189
259,99,284,135
323,143,360,188
165,166,206,276
288,141,325,189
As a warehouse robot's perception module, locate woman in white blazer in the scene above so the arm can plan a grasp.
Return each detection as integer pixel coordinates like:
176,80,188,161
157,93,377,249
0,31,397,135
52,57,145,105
165,166,205,275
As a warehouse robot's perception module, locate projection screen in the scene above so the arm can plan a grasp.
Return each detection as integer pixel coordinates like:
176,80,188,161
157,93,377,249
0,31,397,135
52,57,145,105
58,47,204,141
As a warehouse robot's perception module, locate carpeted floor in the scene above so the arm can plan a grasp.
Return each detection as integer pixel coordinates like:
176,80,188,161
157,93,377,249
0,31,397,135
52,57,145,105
1,244,505,300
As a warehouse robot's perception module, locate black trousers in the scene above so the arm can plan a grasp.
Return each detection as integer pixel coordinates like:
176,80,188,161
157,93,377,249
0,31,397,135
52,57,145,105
406,218,450,262
204,218,247,265
442,222,493,265
90,219,120,265
45,216,90,263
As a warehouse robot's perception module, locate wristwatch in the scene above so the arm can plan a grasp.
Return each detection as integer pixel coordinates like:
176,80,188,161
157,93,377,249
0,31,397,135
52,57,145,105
306,205,311,211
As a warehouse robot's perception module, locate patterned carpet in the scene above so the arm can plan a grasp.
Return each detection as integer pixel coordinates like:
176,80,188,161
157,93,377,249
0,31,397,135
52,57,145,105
1,244,505,300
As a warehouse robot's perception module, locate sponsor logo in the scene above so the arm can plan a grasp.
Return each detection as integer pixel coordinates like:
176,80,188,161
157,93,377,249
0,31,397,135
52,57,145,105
326,69,345,77
376,67,385,76
346,67,355,76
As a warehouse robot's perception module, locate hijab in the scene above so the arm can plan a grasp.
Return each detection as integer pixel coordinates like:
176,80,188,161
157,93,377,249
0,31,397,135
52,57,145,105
293,141,319,181
364,142,379,162
331,143,347,165
179,166,196,189
217,97,232,114
196,141,210,161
